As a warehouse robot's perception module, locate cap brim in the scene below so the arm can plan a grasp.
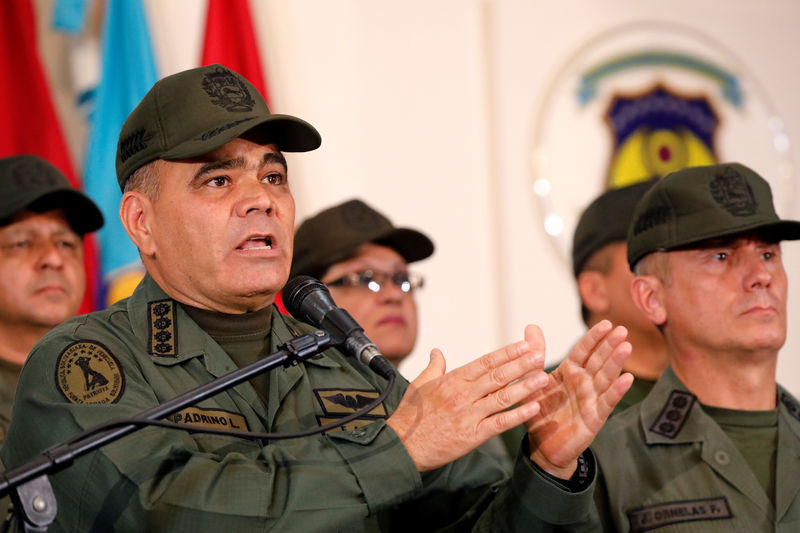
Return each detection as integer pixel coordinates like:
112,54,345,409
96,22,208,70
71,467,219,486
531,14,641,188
161,113,321,162
374,227,435,264
28,189,104,235
631,218,800,268
290,226,435,280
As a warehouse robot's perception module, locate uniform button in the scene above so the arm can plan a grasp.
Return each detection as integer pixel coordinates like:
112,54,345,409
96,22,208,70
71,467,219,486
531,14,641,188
351,429,367,438
713,450,730,465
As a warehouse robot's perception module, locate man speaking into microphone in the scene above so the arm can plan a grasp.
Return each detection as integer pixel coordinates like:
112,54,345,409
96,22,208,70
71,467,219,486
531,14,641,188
2,64,632,532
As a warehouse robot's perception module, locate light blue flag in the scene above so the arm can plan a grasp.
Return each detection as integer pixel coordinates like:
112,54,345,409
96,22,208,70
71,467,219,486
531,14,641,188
52,0,89,34
83,0,158,307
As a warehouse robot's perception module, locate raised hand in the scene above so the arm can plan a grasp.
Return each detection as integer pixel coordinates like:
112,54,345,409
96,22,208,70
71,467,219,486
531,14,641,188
387,326,550,472
525,320,633,479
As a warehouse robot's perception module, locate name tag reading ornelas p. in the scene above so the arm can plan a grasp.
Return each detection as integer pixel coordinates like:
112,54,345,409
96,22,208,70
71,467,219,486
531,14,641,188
169,407,249,431
626,497,732,532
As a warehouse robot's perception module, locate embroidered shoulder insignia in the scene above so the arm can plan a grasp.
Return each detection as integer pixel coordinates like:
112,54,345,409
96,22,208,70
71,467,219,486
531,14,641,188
148,299,178,357
627,497,732,532
780,392,800,422
649,390,695,438
56,341,125,404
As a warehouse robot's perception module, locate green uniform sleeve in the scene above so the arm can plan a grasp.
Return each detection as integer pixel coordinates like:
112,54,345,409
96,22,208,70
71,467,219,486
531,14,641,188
2,320,601,532
471,438,599,532
1,334,423,531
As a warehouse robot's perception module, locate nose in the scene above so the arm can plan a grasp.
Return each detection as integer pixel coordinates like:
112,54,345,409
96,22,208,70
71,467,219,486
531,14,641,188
742,248,772,290
36,240,66,270
234,176,275,217
377,277,407,303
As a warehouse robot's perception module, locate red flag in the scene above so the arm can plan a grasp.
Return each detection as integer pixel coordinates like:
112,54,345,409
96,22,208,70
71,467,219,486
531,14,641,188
201,0,268,101
0,0,99,314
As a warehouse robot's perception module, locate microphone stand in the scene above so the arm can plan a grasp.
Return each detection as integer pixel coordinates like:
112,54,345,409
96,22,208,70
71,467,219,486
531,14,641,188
0,330,332,533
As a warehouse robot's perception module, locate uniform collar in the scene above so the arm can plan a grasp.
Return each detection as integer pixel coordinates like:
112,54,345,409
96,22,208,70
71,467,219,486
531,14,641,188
641,365,800,445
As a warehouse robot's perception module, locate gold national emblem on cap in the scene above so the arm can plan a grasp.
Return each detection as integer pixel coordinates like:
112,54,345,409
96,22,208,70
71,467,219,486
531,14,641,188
56,341,125,404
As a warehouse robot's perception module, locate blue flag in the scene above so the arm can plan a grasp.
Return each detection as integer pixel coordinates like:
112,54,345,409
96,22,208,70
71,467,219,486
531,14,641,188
82,0,158,307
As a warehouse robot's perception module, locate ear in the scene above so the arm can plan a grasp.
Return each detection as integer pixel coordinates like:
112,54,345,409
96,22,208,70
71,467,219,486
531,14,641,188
577,270,610,315
119,191,156,258
630,275,667,325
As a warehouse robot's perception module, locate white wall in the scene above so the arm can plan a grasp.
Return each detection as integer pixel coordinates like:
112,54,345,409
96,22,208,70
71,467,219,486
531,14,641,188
36,0,800,395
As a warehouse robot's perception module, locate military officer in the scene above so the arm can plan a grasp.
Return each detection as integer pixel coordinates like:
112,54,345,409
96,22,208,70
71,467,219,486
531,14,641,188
571,180,667,414
2,64,632,531
589,163,800,531
291,198,434,369
0,155,103,438
292,199,514,472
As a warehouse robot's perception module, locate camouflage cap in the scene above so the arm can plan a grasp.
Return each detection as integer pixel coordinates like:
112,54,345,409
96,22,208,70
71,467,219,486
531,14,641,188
627,162,800,268
116,64,321,190
290,199,435,280
0,154,104,234
572,179,656,277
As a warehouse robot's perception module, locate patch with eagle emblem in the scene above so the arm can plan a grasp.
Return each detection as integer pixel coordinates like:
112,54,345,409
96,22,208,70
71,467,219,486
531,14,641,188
313,388,387,432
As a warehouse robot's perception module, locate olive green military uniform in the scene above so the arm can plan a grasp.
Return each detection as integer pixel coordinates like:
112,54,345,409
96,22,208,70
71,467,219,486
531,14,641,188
1,275,595,532
0,359,21,442
590,367,800,532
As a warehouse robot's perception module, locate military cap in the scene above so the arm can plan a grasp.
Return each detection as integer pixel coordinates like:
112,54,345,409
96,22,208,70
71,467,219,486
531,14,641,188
291,199,435,280
116,63,321,190
572,179,656,277
627,162,800,268
0,154,104,235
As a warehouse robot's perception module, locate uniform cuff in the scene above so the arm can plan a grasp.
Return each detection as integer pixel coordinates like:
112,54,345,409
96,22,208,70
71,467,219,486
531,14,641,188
512,438,596,525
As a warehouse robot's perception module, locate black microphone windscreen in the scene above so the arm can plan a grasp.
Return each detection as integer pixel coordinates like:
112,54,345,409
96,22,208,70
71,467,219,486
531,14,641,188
283,275,334,326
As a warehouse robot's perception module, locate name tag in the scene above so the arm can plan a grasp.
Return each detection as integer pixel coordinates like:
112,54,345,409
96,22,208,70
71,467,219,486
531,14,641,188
169,407,249,431
627,497,732,532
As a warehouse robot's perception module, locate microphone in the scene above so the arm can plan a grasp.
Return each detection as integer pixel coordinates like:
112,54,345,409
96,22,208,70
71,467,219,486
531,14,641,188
283,276,395,379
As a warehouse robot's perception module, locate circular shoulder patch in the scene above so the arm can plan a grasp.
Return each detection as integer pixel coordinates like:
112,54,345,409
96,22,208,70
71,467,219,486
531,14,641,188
55,341,125,404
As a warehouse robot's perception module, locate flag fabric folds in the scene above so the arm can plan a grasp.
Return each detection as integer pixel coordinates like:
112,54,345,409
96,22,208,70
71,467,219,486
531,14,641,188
82,0,158,307
201,0,268,99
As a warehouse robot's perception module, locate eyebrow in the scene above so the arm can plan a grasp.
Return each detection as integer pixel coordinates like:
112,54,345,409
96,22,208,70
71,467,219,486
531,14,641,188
191,151,288,185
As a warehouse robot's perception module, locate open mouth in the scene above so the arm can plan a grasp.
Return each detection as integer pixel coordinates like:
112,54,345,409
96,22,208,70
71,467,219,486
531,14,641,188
238,235,273,251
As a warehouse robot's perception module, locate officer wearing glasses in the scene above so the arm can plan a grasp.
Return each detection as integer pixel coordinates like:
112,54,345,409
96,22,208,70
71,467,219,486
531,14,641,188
291,199,432,368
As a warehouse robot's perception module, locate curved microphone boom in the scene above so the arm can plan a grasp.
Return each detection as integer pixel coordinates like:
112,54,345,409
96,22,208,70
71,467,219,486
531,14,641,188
283,276,395,379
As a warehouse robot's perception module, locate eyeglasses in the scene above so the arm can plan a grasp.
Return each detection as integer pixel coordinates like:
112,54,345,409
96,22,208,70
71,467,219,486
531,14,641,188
326,270,424,293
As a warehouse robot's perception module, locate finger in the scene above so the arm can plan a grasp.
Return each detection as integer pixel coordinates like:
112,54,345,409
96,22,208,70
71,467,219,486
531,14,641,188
470,346,545,398
596,372,635,421
474,371,549,416
459,338,532,382
411,348,447,387
583,326,628,377
524,324,546,369
592,340,632,394
567,320,614,367
476,399,542,442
